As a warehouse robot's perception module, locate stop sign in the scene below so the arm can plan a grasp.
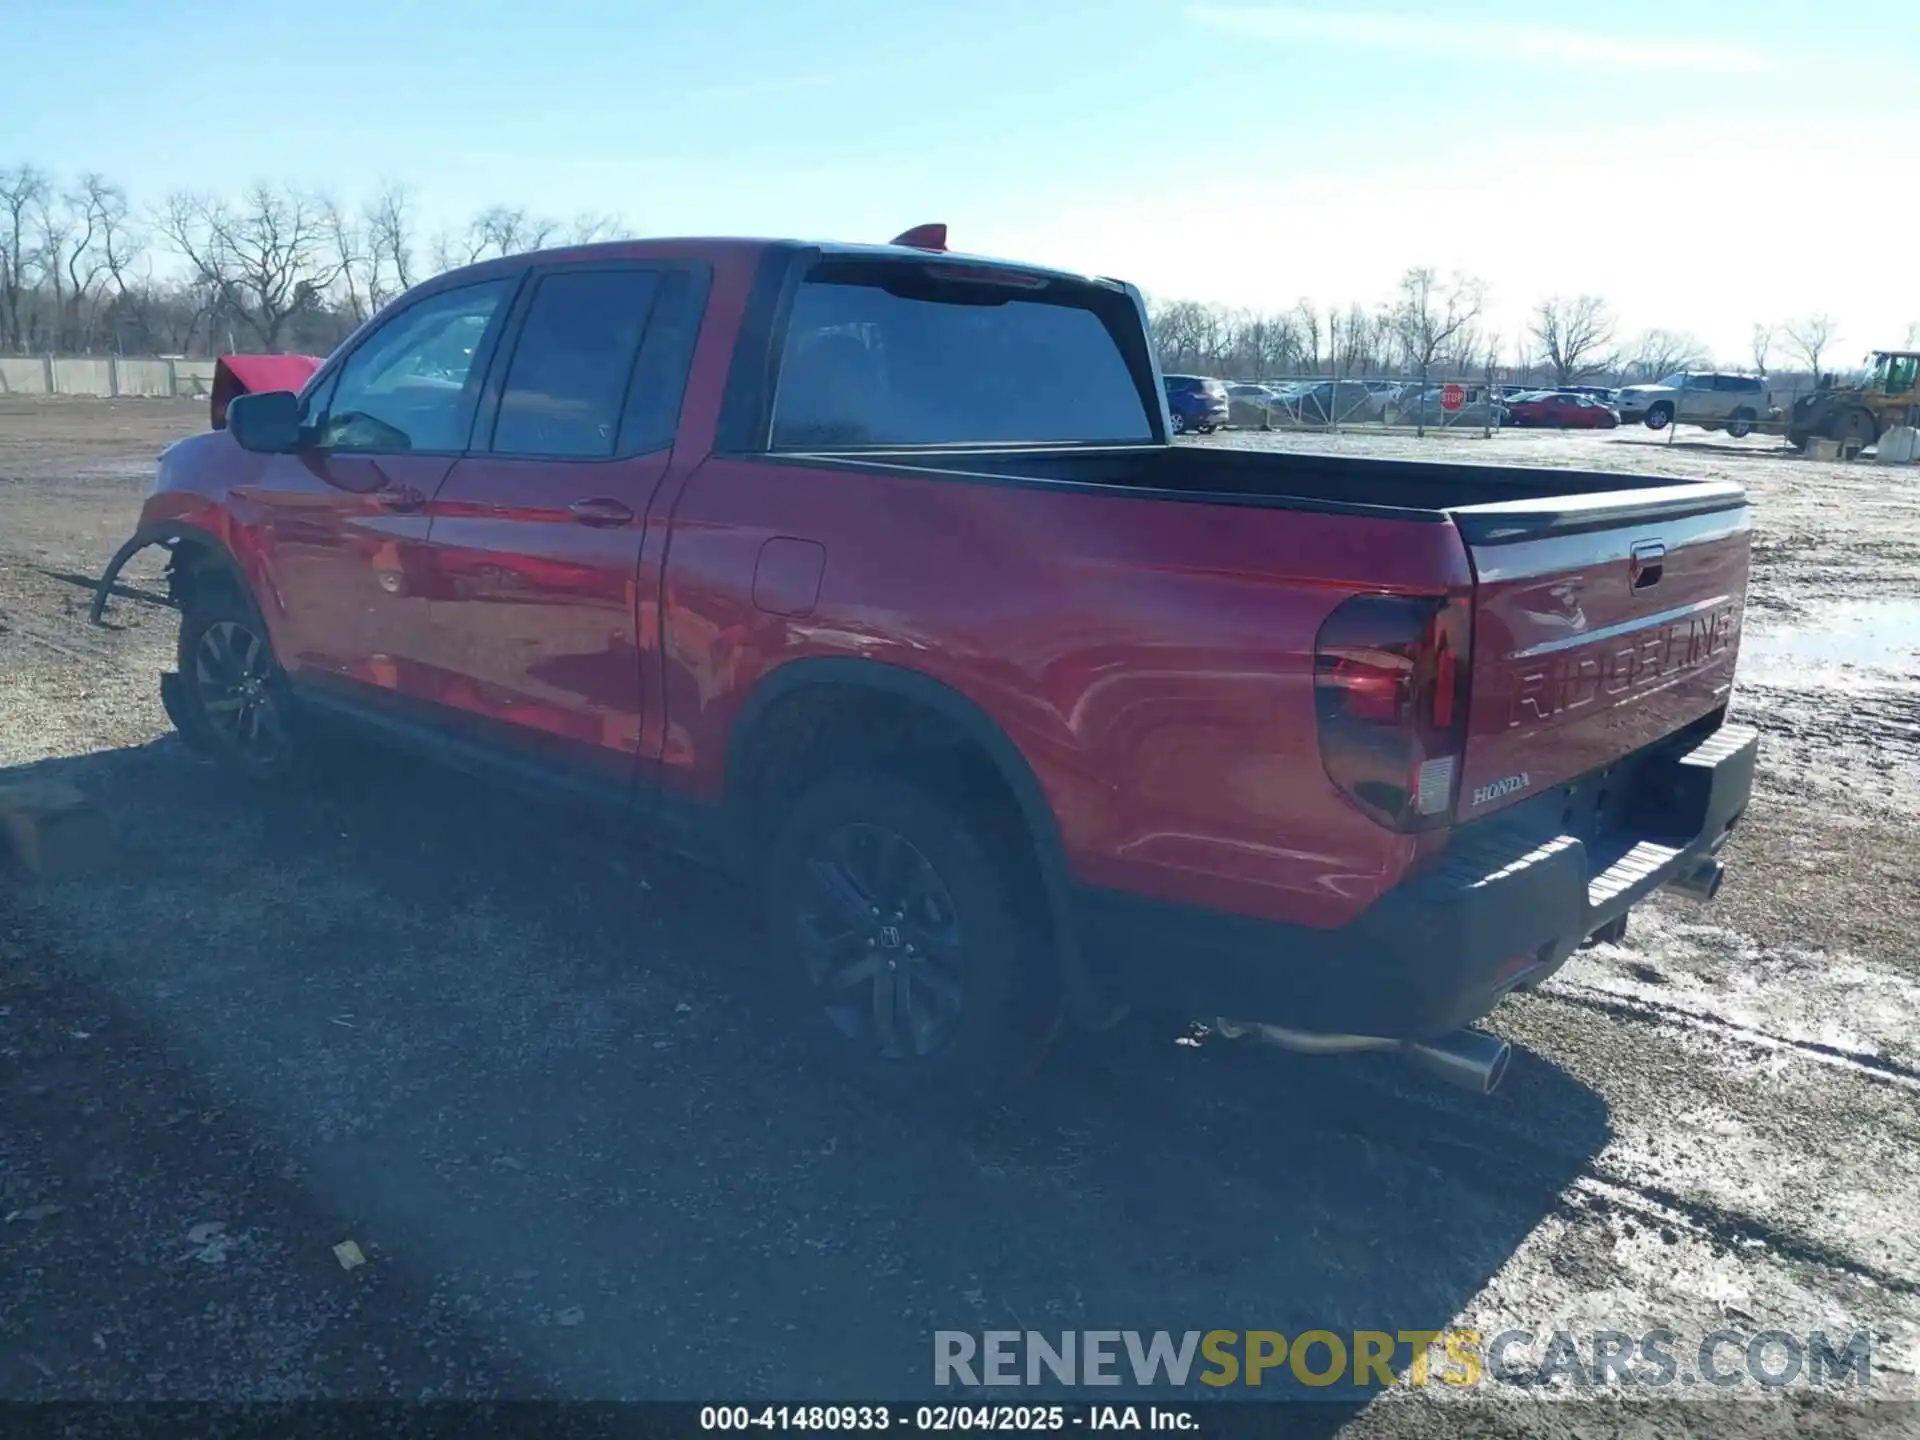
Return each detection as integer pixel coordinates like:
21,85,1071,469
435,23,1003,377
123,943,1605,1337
1440,383,1466,412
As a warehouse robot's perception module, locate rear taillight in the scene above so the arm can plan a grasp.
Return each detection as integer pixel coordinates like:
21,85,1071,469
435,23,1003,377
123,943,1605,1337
1314,592,1472,832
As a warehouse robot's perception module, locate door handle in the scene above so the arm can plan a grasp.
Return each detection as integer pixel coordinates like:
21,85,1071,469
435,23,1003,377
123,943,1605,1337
1630,540,1665,590
375,484,426,512
568,497,635,528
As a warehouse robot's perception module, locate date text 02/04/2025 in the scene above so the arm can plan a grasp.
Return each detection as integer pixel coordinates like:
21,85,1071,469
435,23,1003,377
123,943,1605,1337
698,1404,1200,1432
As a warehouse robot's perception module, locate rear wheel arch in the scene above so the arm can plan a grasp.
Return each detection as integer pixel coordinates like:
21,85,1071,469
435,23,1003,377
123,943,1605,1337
724,659,1098,1015
727,660,1067,872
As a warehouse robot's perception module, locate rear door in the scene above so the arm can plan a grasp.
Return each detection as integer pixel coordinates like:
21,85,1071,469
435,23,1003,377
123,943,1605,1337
1452,495,1749,820
416,263,705,795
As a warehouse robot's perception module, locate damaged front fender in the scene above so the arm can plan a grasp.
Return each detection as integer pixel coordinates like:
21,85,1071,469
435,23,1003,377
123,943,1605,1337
89,521,250,626
90,529,181,625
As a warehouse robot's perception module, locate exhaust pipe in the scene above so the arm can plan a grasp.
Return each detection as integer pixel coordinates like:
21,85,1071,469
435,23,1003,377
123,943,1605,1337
1404,1029,1512,1096
1216,1019,1511,1095
1215,1021,1397,1054
1665,858,1724,902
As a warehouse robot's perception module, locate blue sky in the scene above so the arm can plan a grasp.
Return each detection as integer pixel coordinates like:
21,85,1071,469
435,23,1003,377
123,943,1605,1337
6,0,1916,361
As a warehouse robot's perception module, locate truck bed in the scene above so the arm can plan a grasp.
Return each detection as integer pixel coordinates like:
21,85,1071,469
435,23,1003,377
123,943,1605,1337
806,443,1745,538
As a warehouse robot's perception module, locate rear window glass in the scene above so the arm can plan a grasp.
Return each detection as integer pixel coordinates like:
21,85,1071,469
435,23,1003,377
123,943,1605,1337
492,270,661,458
770,265,1153,448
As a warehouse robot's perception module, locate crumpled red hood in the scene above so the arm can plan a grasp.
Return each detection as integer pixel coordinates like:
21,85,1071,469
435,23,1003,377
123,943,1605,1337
210,354,323,430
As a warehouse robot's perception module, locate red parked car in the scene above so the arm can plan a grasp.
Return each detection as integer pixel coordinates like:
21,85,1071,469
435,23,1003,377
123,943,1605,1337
95,228,1755,1099
1506,391,1621,429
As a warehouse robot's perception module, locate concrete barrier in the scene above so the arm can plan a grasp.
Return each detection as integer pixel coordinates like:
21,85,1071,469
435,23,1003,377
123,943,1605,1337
1,356,232,399
174,361,217,398
0,356,51,395
50,357,116,396
115,358,177,397
1878,426,1918,464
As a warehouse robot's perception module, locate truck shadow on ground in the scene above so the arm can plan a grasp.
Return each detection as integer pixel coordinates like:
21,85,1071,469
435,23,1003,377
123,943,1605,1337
2,737,1613,1424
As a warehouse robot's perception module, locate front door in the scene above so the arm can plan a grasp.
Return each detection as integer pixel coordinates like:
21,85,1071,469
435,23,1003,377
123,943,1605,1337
253,277,519,693
417,264,697,796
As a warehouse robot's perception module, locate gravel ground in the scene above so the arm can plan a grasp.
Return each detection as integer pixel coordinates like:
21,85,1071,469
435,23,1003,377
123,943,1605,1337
2,398,1918,1436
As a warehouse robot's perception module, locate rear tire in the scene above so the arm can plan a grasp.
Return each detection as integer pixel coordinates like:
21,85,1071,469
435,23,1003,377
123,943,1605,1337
176,588,303,783
1645,401,1673,430
1727,408,1756,439
764,769,1055,1101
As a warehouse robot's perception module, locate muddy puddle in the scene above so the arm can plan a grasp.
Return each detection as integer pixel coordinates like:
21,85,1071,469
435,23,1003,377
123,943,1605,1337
1739,597,1920,688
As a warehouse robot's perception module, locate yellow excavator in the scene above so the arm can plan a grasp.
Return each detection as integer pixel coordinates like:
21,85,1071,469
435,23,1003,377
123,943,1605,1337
1786,349,1920,450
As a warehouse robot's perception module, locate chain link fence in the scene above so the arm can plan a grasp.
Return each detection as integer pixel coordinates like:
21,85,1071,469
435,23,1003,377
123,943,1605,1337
1205,369,1918,455
1219,374,1514,436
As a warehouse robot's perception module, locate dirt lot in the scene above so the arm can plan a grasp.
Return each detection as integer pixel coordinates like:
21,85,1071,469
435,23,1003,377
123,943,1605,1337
2,398,1918,1435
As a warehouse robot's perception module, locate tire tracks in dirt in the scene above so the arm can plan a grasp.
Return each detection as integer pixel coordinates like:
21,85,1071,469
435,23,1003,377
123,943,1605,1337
1052,1024,1920,1306
1566,1172,1920,1299
1538,980,1920,1092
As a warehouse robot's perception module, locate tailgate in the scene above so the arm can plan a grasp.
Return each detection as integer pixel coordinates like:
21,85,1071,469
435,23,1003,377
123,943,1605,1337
1452,485,1749,820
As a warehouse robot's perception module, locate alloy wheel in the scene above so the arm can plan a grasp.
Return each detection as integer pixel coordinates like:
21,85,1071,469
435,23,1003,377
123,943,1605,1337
795,822,967,1060
194,619,289,767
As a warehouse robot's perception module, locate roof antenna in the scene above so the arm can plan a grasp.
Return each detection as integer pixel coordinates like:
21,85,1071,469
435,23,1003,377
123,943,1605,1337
889,223,948,252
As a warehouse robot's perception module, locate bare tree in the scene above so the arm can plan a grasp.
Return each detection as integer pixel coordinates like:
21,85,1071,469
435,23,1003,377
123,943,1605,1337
1625,329,1707,382
1438,317,1487,376
80,175,146,351
1906,320,1920,349
1510,332,1540,384
1391,267,1484,434
562,213,624,246
1292,300,1321,375
1783,314,1840,380
1147,298,1213,375
31,190,78,351
1229,309,1296,379
432,204,565,271
365,182,417,307
1530,295,1615,386
320,195,371,328
159,185,340,351
1749,323,1774,376
1,163,51,351
1328,304,1362,376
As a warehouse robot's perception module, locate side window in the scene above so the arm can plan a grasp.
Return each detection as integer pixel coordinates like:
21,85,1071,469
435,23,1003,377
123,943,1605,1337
1689,374,1717,390
318,280,514,453
619,269,705,455
300,368,340,429
491,269,661,459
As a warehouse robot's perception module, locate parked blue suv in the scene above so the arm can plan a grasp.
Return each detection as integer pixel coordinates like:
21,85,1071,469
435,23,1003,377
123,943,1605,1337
1163,374,1230,434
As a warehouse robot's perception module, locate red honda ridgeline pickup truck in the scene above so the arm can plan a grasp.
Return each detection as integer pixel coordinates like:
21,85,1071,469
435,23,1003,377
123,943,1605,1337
95,230,1756,1098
